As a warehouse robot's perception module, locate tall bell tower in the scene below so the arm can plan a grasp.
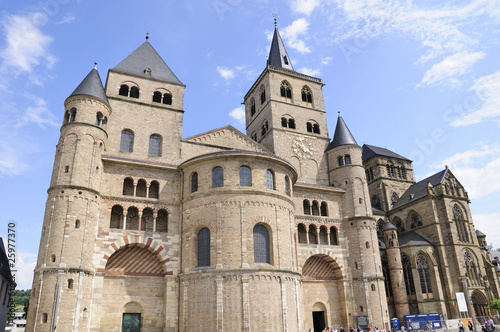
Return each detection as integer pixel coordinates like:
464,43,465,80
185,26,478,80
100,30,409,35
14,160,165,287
243,21,330,184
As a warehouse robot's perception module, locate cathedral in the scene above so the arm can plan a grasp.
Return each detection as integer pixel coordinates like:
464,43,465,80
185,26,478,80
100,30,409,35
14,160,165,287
26,23,500,332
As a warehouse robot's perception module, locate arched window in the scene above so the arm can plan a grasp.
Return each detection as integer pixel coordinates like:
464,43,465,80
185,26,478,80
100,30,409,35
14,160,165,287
123,178,134,196
372,195,381,210
306,122,313,132
301,86,313,105
212,167,223,188
191,172,198,193
251,132,257,141
250,98,256,116
330,227,338,245
95,112,103,126
239,166,251,186
68,108,77,123
110,205,123,229
376,219,384,236
260,85,266,104
129,86,139,98
319,226,328,244
308,225,318,244
320,202,328,216
313,123,320,134
149,181,159,199
285,176,290,196
152,91,162,103
401,167,407,179
253,224,271,263
298,224,307,243
288,118,296,129
119,84,129,96
371,284,376,291
126,207,139,230
120,130,134,152
280,81,292,100
391,193,399,205
142,208,154,231
157,209,168,232
394,217,405,234
465,251,480,286
311,200,320,216
381,256,393,297
136,179,147,197
338,156,344,166
281,117,288,127
454,204,470,243
386,164,395,177
303,200,311,215
75,219,80,228
410,212,423,229
51,254,56,262
266,169,275,190
42,313,48,323
163,92,172,105
366,241,370,248
148,134,162,157
417,253,433,294
344,155,351,165
197,227,210,267
68,279,74,289
402,254,416,295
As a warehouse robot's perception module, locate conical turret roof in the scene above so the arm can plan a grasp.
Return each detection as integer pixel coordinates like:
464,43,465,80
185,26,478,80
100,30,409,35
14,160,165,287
267,26,294,71
326,115,358,151
68,67,109,106
112,40,183,85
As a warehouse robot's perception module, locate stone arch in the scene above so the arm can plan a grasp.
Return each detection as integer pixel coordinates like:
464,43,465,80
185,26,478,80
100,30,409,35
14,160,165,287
471,290,490,317
301,253,343,280
98,236,172,273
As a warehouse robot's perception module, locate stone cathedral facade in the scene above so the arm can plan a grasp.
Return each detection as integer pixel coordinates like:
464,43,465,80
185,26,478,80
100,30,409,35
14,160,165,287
26,25,500,332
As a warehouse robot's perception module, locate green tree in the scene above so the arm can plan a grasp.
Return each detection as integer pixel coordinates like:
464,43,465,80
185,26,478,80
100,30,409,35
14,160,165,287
490,298,500,313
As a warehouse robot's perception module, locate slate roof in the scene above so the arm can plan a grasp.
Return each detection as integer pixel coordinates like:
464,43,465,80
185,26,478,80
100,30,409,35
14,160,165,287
0,238,12,280
68,67,109,106
476,229,486,237
362,144,411,163
267,26,294,71
392,169,448,210
382,220,396,231
112,41,183,85
326,116,358,151
399,231,433,247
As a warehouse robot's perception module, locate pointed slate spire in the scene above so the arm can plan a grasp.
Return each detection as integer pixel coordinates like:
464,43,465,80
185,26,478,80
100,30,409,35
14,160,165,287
326,114,358,151
68,66,109,106
267,25,294,71
112,41,183,85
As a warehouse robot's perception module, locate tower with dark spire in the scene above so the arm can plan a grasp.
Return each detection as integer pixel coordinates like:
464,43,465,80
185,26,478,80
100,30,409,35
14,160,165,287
244,20,329,184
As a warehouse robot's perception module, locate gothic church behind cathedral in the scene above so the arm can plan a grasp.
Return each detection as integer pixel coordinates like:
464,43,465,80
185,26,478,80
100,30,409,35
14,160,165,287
26,24,500,332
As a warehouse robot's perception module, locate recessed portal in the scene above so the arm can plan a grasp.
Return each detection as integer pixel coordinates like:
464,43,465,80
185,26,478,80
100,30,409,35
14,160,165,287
313,311,325,332
122,313,141,332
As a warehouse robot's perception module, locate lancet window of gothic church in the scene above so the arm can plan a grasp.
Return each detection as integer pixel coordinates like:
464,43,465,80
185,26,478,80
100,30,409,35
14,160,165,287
157,209,168,232
381,256,393,297
123,178,134,196
110,205,123,229
402,254,416,295
136,179,147,197
454,204,470,243
212,167,223,188
148,134,162,157
308,225,318,244
253,224,270,264
149,181,159,199
239,166,251,186
311,200,320,216
301,86,313,106
280,81,292,101
465,251,480,286
285,176,290,196
250,98,256,116
298,224,307,243
394,217,405,234
191,172,198,193
303,200,311,215
260,85,266,104
330,227,338,245
197,227,210,267
417,254,433,294
266,169,275,190
120,130,134,152
410,212,423,229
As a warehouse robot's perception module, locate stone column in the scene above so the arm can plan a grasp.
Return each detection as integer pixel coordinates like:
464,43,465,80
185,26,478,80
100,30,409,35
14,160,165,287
216,277,224,331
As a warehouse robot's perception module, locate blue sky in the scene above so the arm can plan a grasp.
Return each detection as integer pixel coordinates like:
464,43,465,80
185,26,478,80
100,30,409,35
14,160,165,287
1,0,500,289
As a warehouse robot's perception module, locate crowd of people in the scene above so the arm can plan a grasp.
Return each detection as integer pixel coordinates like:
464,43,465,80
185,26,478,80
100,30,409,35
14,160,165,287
307,326,381,332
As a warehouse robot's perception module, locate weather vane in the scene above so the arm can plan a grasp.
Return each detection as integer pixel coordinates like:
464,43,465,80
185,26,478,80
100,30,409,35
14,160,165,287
273,9,278,27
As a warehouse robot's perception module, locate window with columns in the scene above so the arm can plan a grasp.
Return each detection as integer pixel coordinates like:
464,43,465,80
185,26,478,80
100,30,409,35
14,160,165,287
109,205,167,232
454,204,470,243
417,253,433,294
402,254,416,295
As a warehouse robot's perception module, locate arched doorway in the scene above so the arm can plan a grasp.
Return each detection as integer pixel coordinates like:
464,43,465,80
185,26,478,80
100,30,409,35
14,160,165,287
471,290,490,318
312,302,327,332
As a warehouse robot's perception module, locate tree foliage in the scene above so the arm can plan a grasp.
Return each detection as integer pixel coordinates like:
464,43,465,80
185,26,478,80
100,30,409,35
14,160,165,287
490,298,500,312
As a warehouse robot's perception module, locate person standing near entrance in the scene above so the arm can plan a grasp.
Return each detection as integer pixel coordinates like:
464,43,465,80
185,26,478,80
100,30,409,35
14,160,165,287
469,321,474,332
459,321,465,332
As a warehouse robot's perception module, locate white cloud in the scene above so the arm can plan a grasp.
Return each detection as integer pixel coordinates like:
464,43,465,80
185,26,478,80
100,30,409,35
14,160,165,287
321,56,333,65
0,14,56,76
217,66,235,81
282,18,311,54
56,13,76,25
299,67,321,77
229,106,245,127
15,95,59,128
0,140,30,176
451,71,500,126
473,213,500,249
290,0,320,16
432,143,500,199
418,51,485,87
15,252,37,290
